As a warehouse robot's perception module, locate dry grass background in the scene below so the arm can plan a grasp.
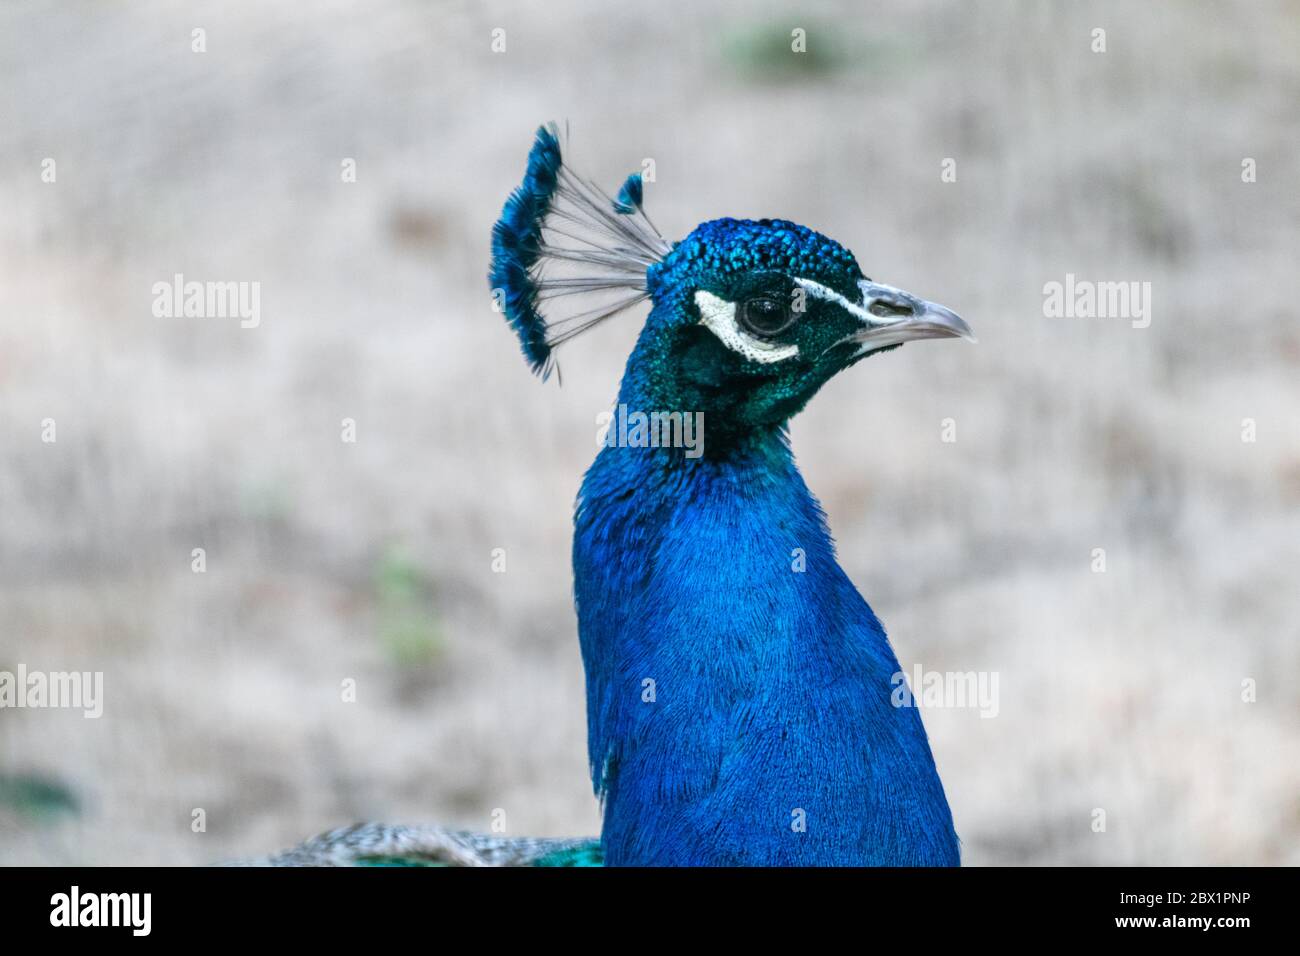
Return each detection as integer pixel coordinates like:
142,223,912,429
0,0,1297,865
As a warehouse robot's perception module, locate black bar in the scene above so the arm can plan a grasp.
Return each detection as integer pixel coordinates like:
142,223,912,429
0,866,1284,942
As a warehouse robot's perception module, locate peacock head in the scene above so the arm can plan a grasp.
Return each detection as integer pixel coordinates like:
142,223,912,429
490,126,972,440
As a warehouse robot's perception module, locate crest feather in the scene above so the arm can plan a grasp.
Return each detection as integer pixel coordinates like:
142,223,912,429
612,173,643,215
489,125,670,379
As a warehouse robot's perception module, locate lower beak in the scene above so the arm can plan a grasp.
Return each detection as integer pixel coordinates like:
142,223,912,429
851,280,976,353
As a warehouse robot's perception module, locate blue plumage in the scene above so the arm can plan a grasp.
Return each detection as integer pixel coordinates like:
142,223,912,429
575,428,959,865
646,217,861,297
491,126,974,866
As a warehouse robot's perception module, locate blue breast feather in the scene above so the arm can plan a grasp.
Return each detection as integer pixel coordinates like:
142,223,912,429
574,418,960,866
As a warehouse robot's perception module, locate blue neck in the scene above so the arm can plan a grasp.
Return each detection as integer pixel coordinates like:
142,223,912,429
572,400,959,865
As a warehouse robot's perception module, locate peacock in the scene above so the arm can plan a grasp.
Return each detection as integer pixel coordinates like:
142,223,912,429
262,124,973,867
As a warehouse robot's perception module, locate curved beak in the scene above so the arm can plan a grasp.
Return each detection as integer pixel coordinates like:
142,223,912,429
850,280,976,354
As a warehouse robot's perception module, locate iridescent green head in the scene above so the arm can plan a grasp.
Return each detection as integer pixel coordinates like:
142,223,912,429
625,217,972,434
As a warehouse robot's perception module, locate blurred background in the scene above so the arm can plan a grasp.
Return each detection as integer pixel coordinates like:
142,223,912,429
1,0,1297,865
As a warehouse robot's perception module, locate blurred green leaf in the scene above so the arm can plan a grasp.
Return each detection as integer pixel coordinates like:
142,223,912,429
723,20,901,81
0,773,80,821
239,479,294,522
726,23,837,79
373,549,444,670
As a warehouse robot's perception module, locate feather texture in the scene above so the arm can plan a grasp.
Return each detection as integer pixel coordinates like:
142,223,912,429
242,824,601,867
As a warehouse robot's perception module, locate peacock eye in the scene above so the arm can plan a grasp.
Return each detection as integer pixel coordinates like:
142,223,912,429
739,295,795,338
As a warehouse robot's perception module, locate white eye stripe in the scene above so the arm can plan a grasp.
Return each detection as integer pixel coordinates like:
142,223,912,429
694,291,799,364
793,277,880,326
798,276,935,335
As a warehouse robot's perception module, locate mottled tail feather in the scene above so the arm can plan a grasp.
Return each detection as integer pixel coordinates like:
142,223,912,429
234,823,602,867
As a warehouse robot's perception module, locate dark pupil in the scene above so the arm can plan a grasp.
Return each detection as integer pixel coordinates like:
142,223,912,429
743,296,791,336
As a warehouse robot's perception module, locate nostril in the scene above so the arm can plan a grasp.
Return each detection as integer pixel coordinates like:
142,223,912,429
869,299,914,319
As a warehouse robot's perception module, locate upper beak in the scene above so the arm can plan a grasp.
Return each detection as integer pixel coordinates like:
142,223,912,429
850,280,976,354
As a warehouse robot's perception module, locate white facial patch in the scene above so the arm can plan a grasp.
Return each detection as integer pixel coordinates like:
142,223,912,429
694,290,799,364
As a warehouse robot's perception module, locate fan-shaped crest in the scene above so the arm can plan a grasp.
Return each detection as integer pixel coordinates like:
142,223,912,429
489,124,670,379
